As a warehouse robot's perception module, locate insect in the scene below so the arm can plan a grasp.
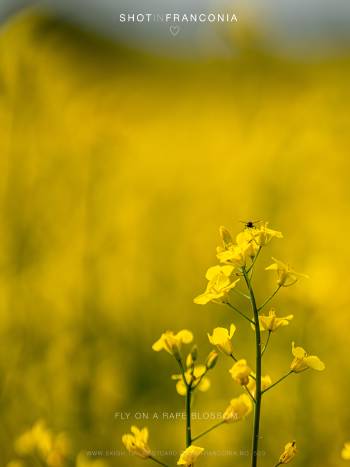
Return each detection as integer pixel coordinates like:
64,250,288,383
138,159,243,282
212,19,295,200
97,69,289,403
240,220,261,229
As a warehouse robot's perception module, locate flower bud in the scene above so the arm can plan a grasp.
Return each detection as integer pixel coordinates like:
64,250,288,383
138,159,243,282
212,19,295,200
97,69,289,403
206,350,219,370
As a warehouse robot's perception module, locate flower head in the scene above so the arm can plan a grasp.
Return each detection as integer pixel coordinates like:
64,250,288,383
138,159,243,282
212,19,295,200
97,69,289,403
205,350,219,370
194,265,239,305
208,324,236,356
177,445,204,466
278,441,297,464
258,309,293,332
266,258,308,287
253,222,283,246
341,442,350,460
172,365,210,396
290,342,325,373
122,426,151,459
152,330,193,356
223,394,253,422
229,359,252,386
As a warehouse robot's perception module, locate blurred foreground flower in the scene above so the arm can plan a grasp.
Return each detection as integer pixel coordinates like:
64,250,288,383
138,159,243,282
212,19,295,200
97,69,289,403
172,365,210,396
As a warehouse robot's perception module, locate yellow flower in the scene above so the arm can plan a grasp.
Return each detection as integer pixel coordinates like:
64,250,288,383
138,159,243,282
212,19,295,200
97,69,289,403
15,420,53,458
208,324,236,355
223,394,253,422
266,258,308,287
229,359,252,386
194,265,239,305
290,342,325,372
258,309,293,332
122,426,151,459
172,365,210,395
246,374,272,397
278,441,297,464
152,330,193,356
341,442,350,460
177,445,204,466
253,222,283,246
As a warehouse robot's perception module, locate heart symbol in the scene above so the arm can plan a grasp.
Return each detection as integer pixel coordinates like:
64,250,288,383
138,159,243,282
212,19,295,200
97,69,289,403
169,25,180,36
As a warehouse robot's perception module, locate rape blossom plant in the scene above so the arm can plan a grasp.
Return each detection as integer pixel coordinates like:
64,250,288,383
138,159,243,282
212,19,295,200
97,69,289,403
122,221,325,467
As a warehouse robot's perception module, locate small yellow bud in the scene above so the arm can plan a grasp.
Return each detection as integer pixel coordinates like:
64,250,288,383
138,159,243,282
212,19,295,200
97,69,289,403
206,350,219,369
278,441,297,464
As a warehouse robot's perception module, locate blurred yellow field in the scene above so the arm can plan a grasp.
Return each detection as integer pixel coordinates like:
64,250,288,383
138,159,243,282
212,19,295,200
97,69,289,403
0,11,349,467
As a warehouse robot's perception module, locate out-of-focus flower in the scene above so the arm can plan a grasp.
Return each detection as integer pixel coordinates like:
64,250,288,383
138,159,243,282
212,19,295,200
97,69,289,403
290,342,325,372
208,324,236,355
341,442,350,460
278,441,297,464
122,426,151,459
247,374,272,397
266,258,308,287
205,350,219,370
172,365,210,395
223,394,253,422
229,359,252,386
14,420,69,467
15,420,52,458
177,445,204,466
152,330,193,356
257,309,293,332
194,265,239,305
219,226,234,248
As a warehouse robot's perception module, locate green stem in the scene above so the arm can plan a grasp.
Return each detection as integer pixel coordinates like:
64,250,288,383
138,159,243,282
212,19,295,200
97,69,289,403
186,385,192,447
247,246,262,276
262,371,293,394
149,455,170,467
261,331,271,357
192,420,225,442
226,302,254,325
243,269,261,467
245,386,256,403
258,286,281,312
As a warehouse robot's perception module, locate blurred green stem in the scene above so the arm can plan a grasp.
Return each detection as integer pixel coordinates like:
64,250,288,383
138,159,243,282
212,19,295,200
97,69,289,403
186,384,192,447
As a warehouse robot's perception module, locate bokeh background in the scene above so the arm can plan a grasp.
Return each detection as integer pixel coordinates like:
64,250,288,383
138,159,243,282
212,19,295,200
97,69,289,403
0,1,350,466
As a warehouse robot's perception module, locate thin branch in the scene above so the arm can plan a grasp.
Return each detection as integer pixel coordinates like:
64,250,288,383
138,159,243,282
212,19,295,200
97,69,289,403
192,420,225,442
258,286,281,312
262,371,293,394
261,331,272,357
149,455,170,467
225,302,254,325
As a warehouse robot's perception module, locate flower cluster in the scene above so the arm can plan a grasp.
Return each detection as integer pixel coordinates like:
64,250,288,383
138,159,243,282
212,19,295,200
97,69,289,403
122,221,325,467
